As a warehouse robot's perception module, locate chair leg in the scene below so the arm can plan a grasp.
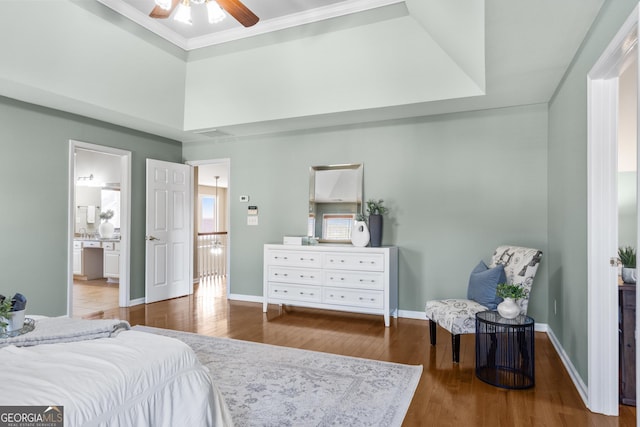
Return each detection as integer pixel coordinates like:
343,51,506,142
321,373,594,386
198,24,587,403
452,334,460,363
429,320,437,346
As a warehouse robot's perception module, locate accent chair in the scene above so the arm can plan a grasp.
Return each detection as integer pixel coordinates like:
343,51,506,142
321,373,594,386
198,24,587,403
425,245,543,363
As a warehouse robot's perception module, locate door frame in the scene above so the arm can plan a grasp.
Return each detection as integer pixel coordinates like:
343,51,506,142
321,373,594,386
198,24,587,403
586,5,638,416
187,158,231,296
67,140,132,314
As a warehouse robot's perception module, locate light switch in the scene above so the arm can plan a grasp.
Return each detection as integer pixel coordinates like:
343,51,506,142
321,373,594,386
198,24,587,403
239,195,249,202
247,216,258,226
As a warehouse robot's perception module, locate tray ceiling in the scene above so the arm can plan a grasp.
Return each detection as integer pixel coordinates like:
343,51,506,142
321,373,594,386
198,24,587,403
97,0,404,50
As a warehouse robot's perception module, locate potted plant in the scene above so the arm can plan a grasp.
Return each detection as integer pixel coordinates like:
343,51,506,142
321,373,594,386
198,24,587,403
99,209,115,239
0,293,26,333
496,283,526,319
366,199,388,247
0,298,12,332
619,246,636,284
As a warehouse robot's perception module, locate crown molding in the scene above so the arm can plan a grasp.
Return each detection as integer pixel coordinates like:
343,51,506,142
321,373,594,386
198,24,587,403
97,0,404,51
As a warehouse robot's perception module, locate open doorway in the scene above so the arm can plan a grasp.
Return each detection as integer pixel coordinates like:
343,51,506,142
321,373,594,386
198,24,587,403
67,140,131,317
587,5,638,417
618,53,638,409
189,159,230,298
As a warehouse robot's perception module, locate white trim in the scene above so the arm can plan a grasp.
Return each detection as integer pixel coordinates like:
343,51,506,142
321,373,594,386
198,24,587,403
397,309,427,320
68,140,132,314
129,297,145,306
587,76,620,416
227,293,264,304
586,5,639,416
97,0,404,51
547,325,589,407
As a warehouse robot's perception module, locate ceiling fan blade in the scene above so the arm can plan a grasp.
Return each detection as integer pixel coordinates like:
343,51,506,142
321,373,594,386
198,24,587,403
217,0,259,27
149,0,180,19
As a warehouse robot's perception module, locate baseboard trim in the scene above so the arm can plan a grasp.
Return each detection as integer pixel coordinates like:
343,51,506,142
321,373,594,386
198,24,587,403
546,325,589,407
228,293,264,304
128,297,145,307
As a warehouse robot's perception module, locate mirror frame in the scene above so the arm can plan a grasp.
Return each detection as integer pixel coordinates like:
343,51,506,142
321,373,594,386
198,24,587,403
308,163,363,243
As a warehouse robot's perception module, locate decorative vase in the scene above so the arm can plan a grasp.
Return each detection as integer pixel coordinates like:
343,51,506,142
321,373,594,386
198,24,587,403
497,298,520,319
351,220,370,247
369,214,383,247
99,220,114,239
622,267,637,284
2,309,25,332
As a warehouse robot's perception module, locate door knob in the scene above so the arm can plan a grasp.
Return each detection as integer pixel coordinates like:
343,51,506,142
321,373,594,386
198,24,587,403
146,235,160,241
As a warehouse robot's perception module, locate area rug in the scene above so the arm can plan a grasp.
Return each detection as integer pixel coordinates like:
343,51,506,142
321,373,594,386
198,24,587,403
133,326,422,427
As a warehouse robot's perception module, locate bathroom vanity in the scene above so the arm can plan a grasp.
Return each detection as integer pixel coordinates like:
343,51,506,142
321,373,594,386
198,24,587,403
73,239,120,281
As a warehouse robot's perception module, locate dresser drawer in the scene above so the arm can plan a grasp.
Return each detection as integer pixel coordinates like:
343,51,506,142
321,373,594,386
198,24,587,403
323,253,384,271
82,241,101,248
324,270,384,290
268,267,321,285
268,283,321,303
267,250,322,268
322,287,384,309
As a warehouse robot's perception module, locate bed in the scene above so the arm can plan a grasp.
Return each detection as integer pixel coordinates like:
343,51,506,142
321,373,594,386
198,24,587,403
0,317,233,427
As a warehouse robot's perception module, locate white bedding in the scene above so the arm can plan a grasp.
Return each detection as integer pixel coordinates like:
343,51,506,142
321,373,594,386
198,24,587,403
0,330,233,427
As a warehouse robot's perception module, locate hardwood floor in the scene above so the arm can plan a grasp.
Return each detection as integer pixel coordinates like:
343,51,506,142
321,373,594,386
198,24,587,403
89,278,635,426
72,278,118,318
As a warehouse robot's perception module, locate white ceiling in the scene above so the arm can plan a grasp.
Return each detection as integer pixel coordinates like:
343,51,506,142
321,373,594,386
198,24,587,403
0,1,607,143
98,0,401,50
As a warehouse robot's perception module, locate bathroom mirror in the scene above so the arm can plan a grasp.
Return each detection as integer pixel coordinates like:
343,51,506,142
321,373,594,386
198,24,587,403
308,163,363,243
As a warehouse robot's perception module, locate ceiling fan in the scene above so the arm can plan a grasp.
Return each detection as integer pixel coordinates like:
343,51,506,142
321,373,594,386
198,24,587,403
150,0,259,27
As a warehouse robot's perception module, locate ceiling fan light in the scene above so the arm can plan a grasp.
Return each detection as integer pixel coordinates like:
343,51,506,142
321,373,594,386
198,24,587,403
191,0,205,4
206,0,226,24
154,0,173,11
174,0,192,25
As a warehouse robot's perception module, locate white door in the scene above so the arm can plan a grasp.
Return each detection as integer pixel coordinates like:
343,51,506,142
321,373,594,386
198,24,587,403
145,159,193,303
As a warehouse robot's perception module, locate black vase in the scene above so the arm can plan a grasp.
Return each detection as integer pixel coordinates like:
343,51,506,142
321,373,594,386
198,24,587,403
368,214,383,247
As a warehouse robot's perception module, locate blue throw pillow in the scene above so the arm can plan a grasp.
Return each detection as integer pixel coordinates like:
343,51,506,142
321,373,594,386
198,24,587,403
466,260,505,310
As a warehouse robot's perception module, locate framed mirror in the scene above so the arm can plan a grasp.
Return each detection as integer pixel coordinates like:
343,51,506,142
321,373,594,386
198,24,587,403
308,163,363,243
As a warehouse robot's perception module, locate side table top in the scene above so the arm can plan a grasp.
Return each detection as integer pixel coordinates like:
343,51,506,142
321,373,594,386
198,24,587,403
476,310,534,326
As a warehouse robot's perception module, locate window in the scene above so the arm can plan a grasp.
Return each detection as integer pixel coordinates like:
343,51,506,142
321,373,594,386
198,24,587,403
322,214,355,240
200,195,216,233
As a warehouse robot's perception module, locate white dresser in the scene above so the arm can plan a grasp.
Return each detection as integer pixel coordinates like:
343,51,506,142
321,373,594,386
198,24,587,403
263,244,398,326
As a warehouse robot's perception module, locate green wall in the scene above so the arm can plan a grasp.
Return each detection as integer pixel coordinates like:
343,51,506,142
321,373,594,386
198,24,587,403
547,0,638,383
184,104,549,317
0,96,181,316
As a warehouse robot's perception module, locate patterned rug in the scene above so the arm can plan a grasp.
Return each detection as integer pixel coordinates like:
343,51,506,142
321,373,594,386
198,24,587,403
134,326,422,427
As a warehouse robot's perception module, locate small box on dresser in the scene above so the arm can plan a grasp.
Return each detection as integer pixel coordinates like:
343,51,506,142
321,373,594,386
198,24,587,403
263,244,399,326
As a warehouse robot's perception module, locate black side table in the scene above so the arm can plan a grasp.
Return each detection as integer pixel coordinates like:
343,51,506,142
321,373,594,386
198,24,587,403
475,311,535,389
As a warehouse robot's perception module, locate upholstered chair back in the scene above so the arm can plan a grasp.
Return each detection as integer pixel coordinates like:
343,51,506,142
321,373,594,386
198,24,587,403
489,246,543,314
